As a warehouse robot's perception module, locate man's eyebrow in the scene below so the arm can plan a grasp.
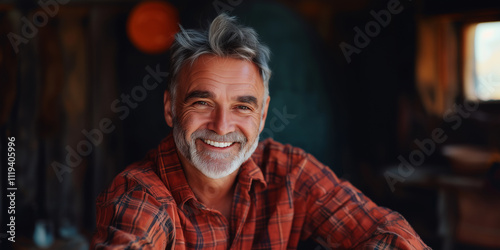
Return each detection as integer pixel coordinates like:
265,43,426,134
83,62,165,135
237,95,258,107
184,90,214,103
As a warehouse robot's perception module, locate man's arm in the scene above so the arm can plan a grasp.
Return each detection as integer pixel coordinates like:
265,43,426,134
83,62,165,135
91,178,175,249
298,154,430,249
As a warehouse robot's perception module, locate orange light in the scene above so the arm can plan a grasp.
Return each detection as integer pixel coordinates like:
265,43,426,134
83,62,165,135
127,1,179,54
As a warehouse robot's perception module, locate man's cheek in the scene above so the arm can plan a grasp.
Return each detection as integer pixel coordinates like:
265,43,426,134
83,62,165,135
180,116,200,134
238,115,261,130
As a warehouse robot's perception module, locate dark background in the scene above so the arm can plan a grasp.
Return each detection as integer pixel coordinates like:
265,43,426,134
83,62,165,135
1,0,500,249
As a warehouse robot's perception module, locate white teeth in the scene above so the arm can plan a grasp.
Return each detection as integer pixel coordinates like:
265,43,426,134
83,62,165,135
203,139,233,148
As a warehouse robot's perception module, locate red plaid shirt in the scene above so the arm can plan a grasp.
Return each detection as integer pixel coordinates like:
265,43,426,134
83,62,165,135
92,134,429,249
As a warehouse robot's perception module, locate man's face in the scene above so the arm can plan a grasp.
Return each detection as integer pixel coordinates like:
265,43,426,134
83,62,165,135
164,55,270,179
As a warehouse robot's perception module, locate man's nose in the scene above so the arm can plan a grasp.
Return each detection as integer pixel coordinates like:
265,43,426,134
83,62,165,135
209,107,235,135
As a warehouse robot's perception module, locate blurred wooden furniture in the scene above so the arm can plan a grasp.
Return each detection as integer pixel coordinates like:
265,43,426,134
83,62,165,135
385,146,500,249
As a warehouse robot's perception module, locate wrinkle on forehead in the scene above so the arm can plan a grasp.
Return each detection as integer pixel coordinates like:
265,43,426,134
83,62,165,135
177,54,264,99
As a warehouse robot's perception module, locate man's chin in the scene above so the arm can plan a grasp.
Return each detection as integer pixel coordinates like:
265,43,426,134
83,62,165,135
193,160,239,179
195,155,236,169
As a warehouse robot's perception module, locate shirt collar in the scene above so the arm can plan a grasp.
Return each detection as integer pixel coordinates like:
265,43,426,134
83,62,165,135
237,155,267,191
150,134,195,208
151,133,267,206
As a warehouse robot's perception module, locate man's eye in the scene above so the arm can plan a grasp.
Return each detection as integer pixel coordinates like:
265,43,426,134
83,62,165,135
237,105,251,110
194,101,208,106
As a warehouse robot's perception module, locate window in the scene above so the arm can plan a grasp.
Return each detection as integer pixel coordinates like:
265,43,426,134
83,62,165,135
464,21,500,101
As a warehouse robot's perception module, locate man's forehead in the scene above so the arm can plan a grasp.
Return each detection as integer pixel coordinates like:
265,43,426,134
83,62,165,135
187,55,260,78
178,55,264,96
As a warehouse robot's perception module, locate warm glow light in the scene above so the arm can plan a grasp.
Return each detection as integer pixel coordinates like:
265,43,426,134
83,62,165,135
474,21,500,101
127,1,179,54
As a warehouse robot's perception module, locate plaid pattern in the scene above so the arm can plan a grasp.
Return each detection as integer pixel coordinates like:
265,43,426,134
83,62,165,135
92,134,429,249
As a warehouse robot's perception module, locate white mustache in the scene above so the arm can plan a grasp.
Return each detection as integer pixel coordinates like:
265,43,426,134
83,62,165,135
191,129,246,144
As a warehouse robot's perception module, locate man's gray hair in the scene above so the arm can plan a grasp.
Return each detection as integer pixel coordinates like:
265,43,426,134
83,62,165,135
167,14,271,99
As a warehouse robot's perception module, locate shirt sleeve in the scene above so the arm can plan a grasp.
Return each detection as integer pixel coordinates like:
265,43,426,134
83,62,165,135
298,154,430,249
91,180,175,249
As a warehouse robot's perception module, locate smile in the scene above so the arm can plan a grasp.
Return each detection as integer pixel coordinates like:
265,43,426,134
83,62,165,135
202,139,234,148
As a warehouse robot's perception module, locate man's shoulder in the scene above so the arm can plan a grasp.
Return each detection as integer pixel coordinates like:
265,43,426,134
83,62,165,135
253,138,330,178
255,138,307,160
96,157,173,206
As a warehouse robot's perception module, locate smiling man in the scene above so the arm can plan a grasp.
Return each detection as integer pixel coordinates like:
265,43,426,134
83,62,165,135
91,14,429,249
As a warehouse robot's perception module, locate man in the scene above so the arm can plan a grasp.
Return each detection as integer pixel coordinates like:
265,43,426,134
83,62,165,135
92,14,429,249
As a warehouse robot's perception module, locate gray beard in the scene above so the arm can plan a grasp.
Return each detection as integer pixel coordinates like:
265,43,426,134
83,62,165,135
172,118,260,179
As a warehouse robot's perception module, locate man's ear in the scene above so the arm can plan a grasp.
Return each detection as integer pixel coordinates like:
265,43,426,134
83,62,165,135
164,90,174,127
259,96,271,133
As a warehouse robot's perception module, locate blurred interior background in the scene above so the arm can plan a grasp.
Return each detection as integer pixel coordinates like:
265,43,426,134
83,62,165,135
1,0,500,249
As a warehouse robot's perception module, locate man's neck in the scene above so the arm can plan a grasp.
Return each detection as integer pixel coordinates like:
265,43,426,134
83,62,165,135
178,154,238,220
